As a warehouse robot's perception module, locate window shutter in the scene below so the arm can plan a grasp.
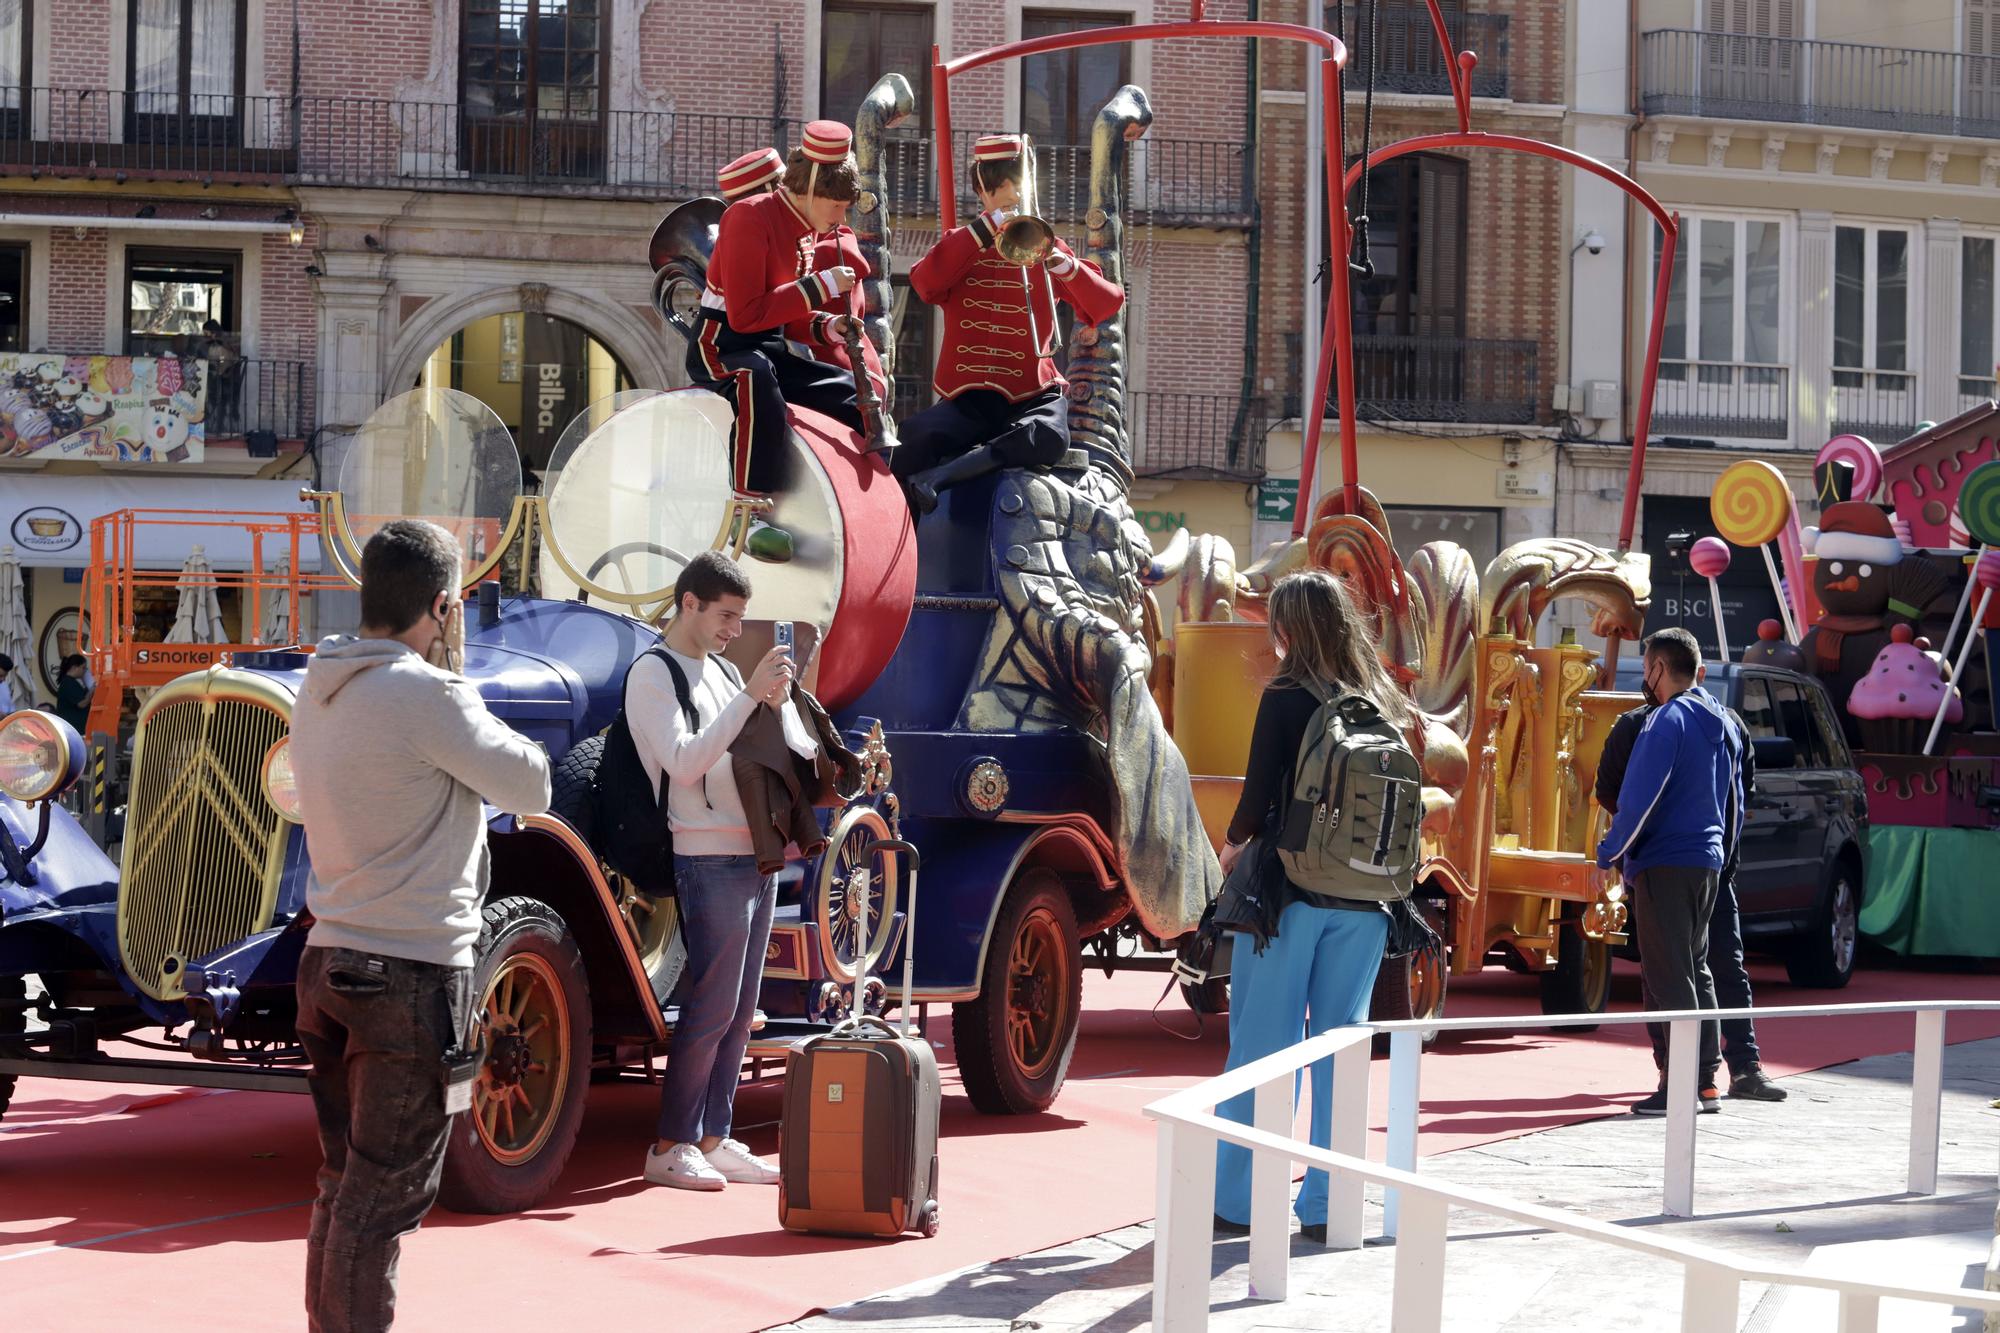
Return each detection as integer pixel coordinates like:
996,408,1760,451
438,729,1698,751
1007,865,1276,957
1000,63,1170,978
1414,154,1467,338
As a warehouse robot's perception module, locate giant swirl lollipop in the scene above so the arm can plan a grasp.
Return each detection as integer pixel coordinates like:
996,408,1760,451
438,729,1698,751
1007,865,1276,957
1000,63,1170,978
1711,459,1799,642
1689,536,1733,662
1925,462,2000,753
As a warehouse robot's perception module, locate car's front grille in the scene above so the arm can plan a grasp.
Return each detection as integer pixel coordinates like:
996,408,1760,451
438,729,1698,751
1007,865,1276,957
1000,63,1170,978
117,677,291,1000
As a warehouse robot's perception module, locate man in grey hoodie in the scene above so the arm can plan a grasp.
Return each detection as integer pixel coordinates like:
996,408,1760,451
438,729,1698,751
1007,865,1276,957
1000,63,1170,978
290,519,550,1333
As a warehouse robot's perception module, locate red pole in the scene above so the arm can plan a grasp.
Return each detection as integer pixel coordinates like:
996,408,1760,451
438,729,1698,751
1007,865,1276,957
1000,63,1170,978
933,47,956,231
1295,53,1357,535
1620,212,1678,552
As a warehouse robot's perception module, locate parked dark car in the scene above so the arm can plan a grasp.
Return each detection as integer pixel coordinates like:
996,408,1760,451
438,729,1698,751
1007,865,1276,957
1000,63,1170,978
1612,659,1868,988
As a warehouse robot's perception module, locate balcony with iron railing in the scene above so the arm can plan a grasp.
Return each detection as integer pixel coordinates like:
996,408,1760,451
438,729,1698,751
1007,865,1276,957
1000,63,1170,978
1340,5,1510,99
1830,368,1922,443
1651,360,1790,441
1325,334,1540,426
1130,391,1268,480
1640,30,2000,140
0,91,1253,223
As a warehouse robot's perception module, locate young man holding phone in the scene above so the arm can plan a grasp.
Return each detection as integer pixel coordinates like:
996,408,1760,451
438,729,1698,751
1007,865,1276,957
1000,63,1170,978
630,550,814,1190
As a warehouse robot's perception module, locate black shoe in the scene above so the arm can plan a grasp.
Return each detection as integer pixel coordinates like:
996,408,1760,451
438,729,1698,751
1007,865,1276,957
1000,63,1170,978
1213,1213,1250,1237
1300,1222,1327,1243
1729,1067,1789,1101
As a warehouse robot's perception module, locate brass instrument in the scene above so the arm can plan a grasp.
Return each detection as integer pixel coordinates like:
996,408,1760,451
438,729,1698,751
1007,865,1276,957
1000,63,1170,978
992,135,1060,355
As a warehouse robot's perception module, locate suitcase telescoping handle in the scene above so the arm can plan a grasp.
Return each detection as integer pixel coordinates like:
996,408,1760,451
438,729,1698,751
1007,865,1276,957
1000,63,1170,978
864,839,920,1037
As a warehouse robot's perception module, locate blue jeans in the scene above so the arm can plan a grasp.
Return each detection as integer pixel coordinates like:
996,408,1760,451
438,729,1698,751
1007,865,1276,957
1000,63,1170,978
1214,897,1388,1227
656,854,776,1144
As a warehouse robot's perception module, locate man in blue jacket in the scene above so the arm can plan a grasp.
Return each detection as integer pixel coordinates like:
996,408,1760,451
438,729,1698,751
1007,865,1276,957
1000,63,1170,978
1596,627,1743,1116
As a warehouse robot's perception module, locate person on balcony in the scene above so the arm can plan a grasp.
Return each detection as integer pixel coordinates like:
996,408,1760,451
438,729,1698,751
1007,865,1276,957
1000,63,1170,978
894,133,1123,514
689,122,887,564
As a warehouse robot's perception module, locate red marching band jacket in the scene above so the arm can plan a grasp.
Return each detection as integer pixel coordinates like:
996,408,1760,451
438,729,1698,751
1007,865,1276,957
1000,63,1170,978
911,220,1123,403
698,188,887,398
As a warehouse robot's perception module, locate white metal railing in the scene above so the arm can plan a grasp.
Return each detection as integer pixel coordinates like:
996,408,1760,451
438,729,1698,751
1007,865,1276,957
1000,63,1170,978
1145,1000,2000,1331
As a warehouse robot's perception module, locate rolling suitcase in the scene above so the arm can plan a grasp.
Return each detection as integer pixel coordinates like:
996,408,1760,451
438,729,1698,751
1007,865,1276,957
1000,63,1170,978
778,838,942,1238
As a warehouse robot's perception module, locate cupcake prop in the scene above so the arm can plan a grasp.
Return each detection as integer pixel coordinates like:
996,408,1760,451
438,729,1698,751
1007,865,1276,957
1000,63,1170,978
1852,626,1959,754
1689,536,1733,661
1924,546,2000,754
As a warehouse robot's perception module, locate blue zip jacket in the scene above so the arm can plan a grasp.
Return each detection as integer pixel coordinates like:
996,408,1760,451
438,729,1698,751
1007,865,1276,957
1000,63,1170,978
1594,684,1742,875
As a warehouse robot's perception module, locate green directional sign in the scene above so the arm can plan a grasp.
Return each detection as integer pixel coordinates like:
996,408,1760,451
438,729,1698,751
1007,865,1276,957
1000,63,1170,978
1257,478,1298,523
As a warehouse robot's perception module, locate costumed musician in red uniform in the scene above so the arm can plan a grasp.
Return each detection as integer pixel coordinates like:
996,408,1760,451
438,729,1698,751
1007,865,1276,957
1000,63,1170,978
896,133,1124,513
691,123,887,563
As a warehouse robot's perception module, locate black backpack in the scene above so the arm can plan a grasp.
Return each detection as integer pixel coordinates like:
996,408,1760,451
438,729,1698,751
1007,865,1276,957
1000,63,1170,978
588,647,740,896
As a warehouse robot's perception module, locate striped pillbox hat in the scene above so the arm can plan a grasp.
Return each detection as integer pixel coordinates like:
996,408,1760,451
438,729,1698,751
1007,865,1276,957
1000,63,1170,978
718,148,784,200
801,120,853,164
972,134,1024,162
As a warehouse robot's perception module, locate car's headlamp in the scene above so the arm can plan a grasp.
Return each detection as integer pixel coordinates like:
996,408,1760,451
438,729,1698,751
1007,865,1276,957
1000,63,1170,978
262,736,302,823
0,710,86,804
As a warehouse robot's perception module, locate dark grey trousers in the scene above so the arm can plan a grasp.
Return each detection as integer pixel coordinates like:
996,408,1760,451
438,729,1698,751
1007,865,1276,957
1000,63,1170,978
1633,866,1721,1084
297,946,473,1333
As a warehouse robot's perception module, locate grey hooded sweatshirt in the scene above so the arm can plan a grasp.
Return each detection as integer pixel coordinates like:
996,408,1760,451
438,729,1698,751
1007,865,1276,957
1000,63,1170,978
291,636,551,968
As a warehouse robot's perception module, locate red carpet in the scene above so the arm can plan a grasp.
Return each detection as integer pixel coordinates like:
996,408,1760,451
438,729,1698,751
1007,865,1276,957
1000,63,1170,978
3,956,1996,1331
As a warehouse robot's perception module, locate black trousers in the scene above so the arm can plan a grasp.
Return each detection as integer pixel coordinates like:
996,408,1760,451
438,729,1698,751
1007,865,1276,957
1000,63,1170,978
687,330,863,496
1633,866,1721,1084
891,386,1069,480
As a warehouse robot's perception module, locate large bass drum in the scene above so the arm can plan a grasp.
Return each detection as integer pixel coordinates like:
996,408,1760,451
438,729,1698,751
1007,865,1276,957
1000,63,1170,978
541,387,916,712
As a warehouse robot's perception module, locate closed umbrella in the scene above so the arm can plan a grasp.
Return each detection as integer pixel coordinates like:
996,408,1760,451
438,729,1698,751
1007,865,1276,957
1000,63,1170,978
165,544,228,645
0,545,33,706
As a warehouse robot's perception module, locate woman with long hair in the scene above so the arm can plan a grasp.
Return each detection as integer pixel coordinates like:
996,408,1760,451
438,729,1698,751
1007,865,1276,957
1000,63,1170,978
1212,569,1409,1242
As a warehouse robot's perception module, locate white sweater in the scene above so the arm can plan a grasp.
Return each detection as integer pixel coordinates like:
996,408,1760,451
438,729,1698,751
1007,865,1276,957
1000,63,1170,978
628,646,816,857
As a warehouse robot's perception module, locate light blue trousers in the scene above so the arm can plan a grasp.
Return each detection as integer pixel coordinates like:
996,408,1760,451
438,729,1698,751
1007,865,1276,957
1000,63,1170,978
1214,897,1388,1226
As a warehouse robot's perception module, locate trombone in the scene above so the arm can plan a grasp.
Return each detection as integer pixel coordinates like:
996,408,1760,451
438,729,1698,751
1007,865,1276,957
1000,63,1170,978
993,134,1059,357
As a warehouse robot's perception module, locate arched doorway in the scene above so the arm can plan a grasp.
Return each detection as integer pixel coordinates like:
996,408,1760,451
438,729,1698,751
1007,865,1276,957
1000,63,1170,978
417,311,633,475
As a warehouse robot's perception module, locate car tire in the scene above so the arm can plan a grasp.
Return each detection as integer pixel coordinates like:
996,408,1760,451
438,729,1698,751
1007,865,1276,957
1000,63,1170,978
1785,864,1859,990
1539,908,1613,1031
438,896,593,1214
953,869,1082,1115
0,974,23,1122
548,734,604,840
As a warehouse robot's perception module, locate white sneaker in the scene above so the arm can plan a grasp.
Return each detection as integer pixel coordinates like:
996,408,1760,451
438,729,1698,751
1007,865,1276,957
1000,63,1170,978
704,1137,781,1185
644,1142,726,1191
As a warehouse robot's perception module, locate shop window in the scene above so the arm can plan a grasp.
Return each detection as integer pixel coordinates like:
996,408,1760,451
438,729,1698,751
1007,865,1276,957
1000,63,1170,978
462,0,606,180
126,248,238,358
129,0,247,144
1021,10,1131,145
0,244,24,352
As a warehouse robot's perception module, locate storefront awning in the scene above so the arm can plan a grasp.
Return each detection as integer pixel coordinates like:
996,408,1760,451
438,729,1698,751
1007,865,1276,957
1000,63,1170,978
0,475,323,569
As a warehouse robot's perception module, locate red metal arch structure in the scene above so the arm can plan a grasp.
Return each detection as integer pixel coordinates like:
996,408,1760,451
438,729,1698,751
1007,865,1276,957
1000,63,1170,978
931,0,1680,557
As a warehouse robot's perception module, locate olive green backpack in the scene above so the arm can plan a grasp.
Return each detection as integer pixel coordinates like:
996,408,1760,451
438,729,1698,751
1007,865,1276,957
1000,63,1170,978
1273,680,1423,902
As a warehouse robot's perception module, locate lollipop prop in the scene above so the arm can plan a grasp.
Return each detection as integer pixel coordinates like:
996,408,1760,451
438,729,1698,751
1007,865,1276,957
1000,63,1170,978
1689,536,1733,662
1711,460,1800,642
1925,464,2000,753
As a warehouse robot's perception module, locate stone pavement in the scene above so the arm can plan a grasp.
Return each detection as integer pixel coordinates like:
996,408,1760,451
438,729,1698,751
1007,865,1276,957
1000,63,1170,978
775,1037,2000,1332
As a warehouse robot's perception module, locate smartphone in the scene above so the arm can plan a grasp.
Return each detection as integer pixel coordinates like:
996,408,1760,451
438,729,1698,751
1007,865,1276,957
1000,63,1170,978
774,621,794,657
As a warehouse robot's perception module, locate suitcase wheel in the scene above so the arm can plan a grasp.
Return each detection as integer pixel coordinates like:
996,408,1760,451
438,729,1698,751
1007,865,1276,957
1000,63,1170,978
919,1200,940,1238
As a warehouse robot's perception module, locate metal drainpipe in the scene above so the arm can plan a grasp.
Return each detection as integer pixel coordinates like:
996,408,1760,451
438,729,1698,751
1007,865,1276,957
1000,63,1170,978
1227,2,1264,475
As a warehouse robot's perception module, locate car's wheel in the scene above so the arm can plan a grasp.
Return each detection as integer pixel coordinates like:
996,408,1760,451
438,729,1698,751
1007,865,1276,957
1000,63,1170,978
0,975,23,1122
548,734,603,839
952,869,1081,1115
1370,903,1448,1043
1539,907,1614,1030
1785,863,1859,989
439,896,593,1214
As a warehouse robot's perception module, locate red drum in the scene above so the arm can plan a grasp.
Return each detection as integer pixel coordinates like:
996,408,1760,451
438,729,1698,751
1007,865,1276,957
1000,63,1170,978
752,405,916,712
